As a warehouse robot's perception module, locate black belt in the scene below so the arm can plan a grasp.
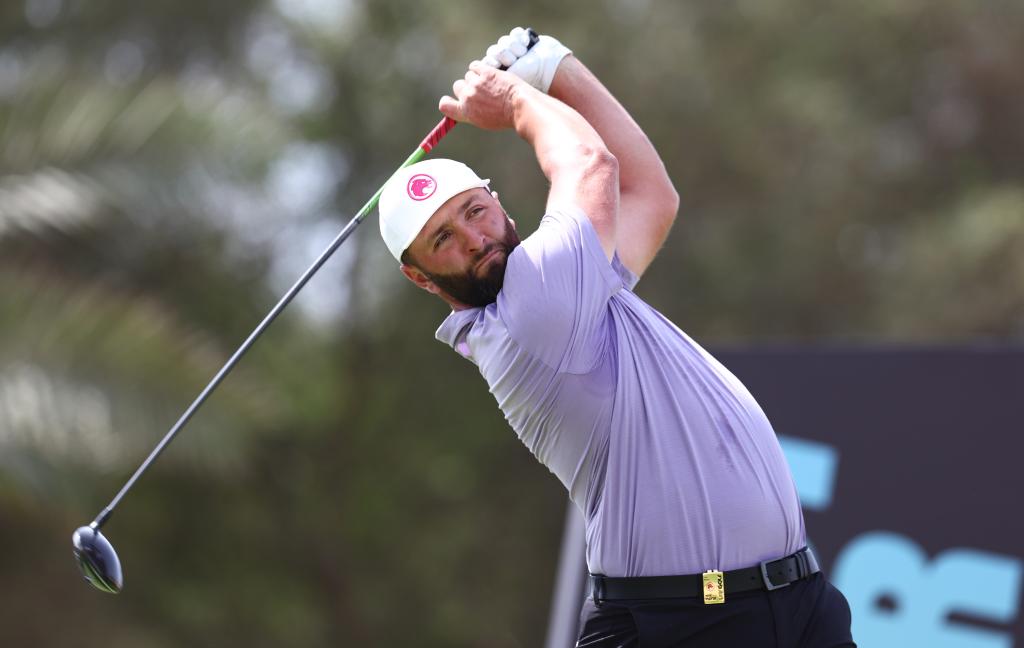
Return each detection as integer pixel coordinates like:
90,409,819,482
589,548,819,604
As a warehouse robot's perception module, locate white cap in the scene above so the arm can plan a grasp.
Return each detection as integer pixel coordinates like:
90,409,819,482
378,159,490,262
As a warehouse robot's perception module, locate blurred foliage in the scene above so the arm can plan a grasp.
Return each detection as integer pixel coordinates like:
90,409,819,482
1,0,1023,646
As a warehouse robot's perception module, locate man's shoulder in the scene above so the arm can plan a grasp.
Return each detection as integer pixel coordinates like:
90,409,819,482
504,205,590,275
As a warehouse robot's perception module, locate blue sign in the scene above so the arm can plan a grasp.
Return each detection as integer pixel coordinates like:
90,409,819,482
781,435,1022,648
721,348,1024,648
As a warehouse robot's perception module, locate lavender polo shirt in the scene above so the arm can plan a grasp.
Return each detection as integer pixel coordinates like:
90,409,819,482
435,205,805,577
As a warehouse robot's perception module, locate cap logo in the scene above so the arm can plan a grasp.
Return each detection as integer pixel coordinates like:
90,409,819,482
407,174,437,201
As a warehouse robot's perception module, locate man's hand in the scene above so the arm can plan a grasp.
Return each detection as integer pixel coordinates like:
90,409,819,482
439,61,533,131
482,27,572,94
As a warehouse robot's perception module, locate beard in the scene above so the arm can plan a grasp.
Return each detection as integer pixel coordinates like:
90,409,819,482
424,218,521,308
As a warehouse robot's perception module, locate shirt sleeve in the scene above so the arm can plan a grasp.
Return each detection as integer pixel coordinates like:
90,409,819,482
611,251,639,291
497,204,625,373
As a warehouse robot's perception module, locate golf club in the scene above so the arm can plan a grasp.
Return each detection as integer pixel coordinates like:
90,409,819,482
72,28,539,594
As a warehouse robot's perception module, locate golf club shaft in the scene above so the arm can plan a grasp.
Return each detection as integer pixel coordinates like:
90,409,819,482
92,28,539,529
92,122,451,529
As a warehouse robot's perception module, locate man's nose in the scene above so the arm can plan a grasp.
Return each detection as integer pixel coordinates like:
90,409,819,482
461,227,487,254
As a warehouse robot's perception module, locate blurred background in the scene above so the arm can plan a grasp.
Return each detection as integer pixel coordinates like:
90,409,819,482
2,0,1023,646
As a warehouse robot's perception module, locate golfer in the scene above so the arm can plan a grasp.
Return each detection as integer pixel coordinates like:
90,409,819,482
378,28,855,647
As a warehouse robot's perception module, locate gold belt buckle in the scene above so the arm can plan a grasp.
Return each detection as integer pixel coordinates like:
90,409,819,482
702,569,725,604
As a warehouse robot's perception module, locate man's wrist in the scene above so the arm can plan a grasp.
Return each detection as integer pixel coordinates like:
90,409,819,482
546,54,579,102
508,81,537,130
532,35,573,93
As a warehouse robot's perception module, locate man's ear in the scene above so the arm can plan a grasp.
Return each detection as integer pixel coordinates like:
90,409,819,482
400,263,441,295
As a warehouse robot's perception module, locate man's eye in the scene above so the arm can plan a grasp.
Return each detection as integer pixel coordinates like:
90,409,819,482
434,232,450,250
468,206,484,218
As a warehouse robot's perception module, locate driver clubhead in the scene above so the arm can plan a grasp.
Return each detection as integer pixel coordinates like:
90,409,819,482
73,525,123,594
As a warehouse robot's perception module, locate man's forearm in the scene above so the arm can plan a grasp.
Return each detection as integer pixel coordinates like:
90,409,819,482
510,82,619,259
546,55,677,276
548,56,675,202
511,83,609,184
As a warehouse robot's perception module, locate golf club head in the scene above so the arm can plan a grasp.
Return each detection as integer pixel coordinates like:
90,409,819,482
73,525,123,593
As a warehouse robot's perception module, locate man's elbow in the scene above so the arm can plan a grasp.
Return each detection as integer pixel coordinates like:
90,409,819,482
664,184,680,223
622,167,679,226
646,180,679,230
580,145,619,187
546,143,618,187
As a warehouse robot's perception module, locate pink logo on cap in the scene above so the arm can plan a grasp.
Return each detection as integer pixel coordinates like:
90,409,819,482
407,174,437,201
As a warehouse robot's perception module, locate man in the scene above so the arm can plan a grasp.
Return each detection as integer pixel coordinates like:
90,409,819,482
378,28,855,647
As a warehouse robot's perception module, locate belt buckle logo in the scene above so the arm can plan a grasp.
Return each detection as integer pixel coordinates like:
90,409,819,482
702,570,725,604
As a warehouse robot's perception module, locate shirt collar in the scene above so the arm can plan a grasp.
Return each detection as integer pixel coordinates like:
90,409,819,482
435,307,483,359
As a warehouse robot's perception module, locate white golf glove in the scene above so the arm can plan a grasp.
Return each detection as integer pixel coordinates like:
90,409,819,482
481,27,572,93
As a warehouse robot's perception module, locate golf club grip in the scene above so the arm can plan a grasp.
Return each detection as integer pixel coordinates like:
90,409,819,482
418,28,541,153
419,116,456,153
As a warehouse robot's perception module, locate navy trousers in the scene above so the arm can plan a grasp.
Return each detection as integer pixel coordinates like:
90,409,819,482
576,573,855,648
